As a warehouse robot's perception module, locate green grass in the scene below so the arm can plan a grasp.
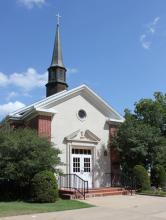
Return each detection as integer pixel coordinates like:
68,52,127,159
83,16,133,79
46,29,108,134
138,190,166,197
0,199,93,217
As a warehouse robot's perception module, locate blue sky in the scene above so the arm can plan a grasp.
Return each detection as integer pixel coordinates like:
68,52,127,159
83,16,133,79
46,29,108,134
0,0,166,119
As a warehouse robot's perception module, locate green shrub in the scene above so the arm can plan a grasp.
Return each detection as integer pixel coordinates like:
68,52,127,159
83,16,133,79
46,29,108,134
133,165,150,191
151,165,166,188
0,127,61,200
31,171,58,203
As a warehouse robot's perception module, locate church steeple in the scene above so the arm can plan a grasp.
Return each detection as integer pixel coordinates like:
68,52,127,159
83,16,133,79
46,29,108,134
51,17,64,68
46,14,68,97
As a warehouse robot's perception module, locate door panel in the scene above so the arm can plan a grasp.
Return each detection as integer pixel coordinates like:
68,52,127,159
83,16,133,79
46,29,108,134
71,148,92,188
84,157,91,172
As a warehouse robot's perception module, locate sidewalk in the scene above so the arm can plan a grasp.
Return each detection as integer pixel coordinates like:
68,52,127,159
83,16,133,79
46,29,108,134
1,195,166,220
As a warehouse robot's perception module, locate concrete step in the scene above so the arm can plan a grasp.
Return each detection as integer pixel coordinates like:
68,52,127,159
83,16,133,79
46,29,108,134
88,187,123,193
85,191,124,198
59,187,130,200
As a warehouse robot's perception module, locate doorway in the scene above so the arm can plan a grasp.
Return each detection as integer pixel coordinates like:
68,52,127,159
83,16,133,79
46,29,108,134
71,148,92,188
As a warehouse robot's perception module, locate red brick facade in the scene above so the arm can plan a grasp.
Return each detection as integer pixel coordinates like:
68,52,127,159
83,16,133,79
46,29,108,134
9,114,51,140
109,124,120,174
27,115,51,140
38,115,51,139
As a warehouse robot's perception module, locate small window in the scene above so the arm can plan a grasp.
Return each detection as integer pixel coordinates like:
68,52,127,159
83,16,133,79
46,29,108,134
73,157,80,172
84,158,91,172
78,109,87,120
72,148,91,155
88,150,91,155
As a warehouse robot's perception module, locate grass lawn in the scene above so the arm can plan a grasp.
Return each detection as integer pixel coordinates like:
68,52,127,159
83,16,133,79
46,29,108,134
138,190,166,197
0,199,93,217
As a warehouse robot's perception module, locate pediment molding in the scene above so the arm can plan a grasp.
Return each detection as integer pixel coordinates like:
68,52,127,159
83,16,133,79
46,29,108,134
65,129,101,144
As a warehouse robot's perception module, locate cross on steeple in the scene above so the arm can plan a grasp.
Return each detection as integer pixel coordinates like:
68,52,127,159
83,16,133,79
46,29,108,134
46,13,68,97
56,13,61,25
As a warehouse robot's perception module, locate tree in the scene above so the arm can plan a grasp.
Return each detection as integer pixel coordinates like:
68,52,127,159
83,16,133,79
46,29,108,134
0,127,61,199
133,165,150,191
114,92,166,173
115,112,162,172
155,137,166,170
135,92,166,135
151,165,166,188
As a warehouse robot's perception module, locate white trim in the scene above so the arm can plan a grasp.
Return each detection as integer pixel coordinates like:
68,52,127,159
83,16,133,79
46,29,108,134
65,129,101,144
71,145,94,188
7,84,124,122
106,118,125,123
8,89,67,117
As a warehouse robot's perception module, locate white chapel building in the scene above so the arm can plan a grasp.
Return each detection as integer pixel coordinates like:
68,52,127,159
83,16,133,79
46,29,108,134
6,21,124,189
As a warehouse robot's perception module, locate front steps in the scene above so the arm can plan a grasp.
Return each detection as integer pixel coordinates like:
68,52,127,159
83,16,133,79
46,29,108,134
87,187,128,198
59,187,130,200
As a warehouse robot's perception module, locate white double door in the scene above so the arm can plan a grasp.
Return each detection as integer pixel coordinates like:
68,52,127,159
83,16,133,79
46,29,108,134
71,148,92,188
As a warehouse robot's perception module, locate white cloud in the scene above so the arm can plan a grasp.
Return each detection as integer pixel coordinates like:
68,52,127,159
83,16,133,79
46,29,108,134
153,17,160,26
142,41,151,50
17,0,46,9
67,68,78,74
140,16,160,50
140,34,151,50
0,68,47,91
148,17,160,34
10,68,47,91
140,34,146,42
6,92,18,101
0,72,8,86
0,101,25,117
0,67,78,91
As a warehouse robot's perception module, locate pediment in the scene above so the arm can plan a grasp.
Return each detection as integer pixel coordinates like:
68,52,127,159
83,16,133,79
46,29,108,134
9,84,124,123
65,129,101,143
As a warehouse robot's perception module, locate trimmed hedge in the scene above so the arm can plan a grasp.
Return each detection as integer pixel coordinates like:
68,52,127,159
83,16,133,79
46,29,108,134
151,165,166,188
31,171,58,203
133,165,150,191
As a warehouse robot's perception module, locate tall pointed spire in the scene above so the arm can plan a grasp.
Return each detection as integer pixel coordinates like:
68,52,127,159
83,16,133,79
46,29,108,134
51,18,64,67
46,14,68,97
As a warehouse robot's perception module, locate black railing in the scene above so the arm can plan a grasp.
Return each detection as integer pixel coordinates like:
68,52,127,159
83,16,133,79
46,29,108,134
58,174,88,199
106,172,136,195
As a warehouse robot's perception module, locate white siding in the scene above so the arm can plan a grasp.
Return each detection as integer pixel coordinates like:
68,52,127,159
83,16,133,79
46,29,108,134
51,94,111,188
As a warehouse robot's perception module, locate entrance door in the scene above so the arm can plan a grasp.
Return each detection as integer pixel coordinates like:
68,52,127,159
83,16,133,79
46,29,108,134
71,148,92,188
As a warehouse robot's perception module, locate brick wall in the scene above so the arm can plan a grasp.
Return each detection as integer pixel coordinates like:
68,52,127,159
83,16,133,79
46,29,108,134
109,124,120,174
38,115,51,139
27,115,51,140
27,116,38,130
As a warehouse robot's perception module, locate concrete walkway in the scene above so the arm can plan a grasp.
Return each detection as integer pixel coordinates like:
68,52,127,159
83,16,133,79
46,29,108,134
1,195,166,220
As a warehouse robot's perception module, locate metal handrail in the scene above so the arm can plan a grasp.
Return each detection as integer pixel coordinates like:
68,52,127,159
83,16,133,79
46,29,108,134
58,174,88,199
105,172,136,195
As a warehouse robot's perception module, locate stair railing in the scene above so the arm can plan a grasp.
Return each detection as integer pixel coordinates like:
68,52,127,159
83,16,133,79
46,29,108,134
105,172,136,195
58,174,89,199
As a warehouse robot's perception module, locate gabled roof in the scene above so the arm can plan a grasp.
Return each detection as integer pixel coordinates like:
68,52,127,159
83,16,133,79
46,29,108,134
8,84,124,123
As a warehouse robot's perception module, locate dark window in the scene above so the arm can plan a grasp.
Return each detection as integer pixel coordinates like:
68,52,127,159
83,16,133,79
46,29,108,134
88,150,91,155
57,71,64,81
72,148,91,155
78,109,87,119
